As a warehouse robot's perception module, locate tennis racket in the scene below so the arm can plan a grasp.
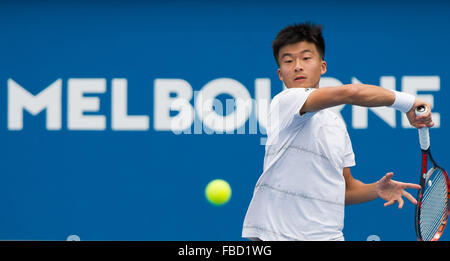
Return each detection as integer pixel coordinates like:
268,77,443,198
414,105,450,241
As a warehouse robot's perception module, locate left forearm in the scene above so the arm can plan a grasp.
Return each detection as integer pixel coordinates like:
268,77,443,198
344,170,419,208
345,180,379,206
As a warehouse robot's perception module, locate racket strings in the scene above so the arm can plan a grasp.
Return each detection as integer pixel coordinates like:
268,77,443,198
419,168,448,241
420,174,446,241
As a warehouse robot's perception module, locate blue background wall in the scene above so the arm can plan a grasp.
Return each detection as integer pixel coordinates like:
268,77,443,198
0,0,449,241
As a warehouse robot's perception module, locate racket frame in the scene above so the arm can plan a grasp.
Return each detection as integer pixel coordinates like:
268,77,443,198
415,148,450,241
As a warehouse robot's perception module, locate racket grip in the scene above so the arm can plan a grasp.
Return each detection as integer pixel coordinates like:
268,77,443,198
418,127,430,150
415,105,430,150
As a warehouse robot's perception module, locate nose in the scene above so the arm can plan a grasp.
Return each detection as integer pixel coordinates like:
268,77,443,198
294,58,303,72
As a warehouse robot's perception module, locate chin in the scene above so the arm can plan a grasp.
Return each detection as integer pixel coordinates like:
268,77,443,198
290,83,311,89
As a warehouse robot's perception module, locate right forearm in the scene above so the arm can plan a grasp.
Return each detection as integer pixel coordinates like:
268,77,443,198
344,84,396,108
345,84,416,113
300,84,415,114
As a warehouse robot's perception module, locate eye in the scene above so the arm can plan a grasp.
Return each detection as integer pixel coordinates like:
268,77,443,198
303,57,311,61
284,60,293,63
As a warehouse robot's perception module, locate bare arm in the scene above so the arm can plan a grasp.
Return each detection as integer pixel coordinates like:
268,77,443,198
300,84,434,128
344,167,378,205
300,84,395,115
344,167,421,208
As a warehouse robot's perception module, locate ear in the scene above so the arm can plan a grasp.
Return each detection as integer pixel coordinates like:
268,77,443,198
321,60,327,75
277,68,283,81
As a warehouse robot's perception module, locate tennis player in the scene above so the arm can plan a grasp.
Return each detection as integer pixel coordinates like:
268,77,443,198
242,22,435,241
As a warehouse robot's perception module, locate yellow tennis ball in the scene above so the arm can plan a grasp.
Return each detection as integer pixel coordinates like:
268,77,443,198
205,179,232,206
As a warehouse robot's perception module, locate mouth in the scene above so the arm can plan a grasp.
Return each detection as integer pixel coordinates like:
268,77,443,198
294,76,307,82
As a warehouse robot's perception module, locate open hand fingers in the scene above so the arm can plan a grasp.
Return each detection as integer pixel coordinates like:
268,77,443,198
384,198,404,209
397,197,404,209
402,190,418,205
401,182,421,190
384,199,396,207
384,191,417,209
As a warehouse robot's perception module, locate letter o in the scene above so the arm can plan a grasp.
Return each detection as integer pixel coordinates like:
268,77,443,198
195,78,252,132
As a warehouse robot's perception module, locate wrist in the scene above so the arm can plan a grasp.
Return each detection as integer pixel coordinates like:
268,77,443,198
389,90,415,113
372,180,381,198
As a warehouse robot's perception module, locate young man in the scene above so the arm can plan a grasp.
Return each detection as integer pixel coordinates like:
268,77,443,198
242,23,434,241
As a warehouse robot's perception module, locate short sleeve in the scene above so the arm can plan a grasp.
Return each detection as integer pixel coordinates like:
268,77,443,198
343,131,356,167
268,88,316,131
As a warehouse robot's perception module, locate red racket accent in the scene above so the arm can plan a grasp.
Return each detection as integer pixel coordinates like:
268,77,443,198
421,153,428,176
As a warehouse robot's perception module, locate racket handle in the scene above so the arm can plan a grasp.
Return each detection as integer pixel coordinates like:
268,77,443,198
415,105,430,150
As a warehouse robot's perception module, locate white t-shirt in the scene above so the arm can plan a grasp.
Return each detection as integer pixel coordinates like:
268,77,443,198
242,87,356,241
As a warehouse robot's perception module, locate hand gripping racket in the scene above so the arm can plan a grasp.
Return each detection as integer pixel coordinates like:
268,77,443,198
415,105,450,241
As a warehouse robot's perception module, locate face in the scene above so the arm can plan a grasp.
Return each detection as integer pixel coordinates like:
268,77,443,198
277,41,327,89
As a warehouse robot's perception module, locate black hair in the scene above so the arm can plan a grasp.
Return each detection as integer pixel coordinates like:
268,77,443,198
272,22,325,67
